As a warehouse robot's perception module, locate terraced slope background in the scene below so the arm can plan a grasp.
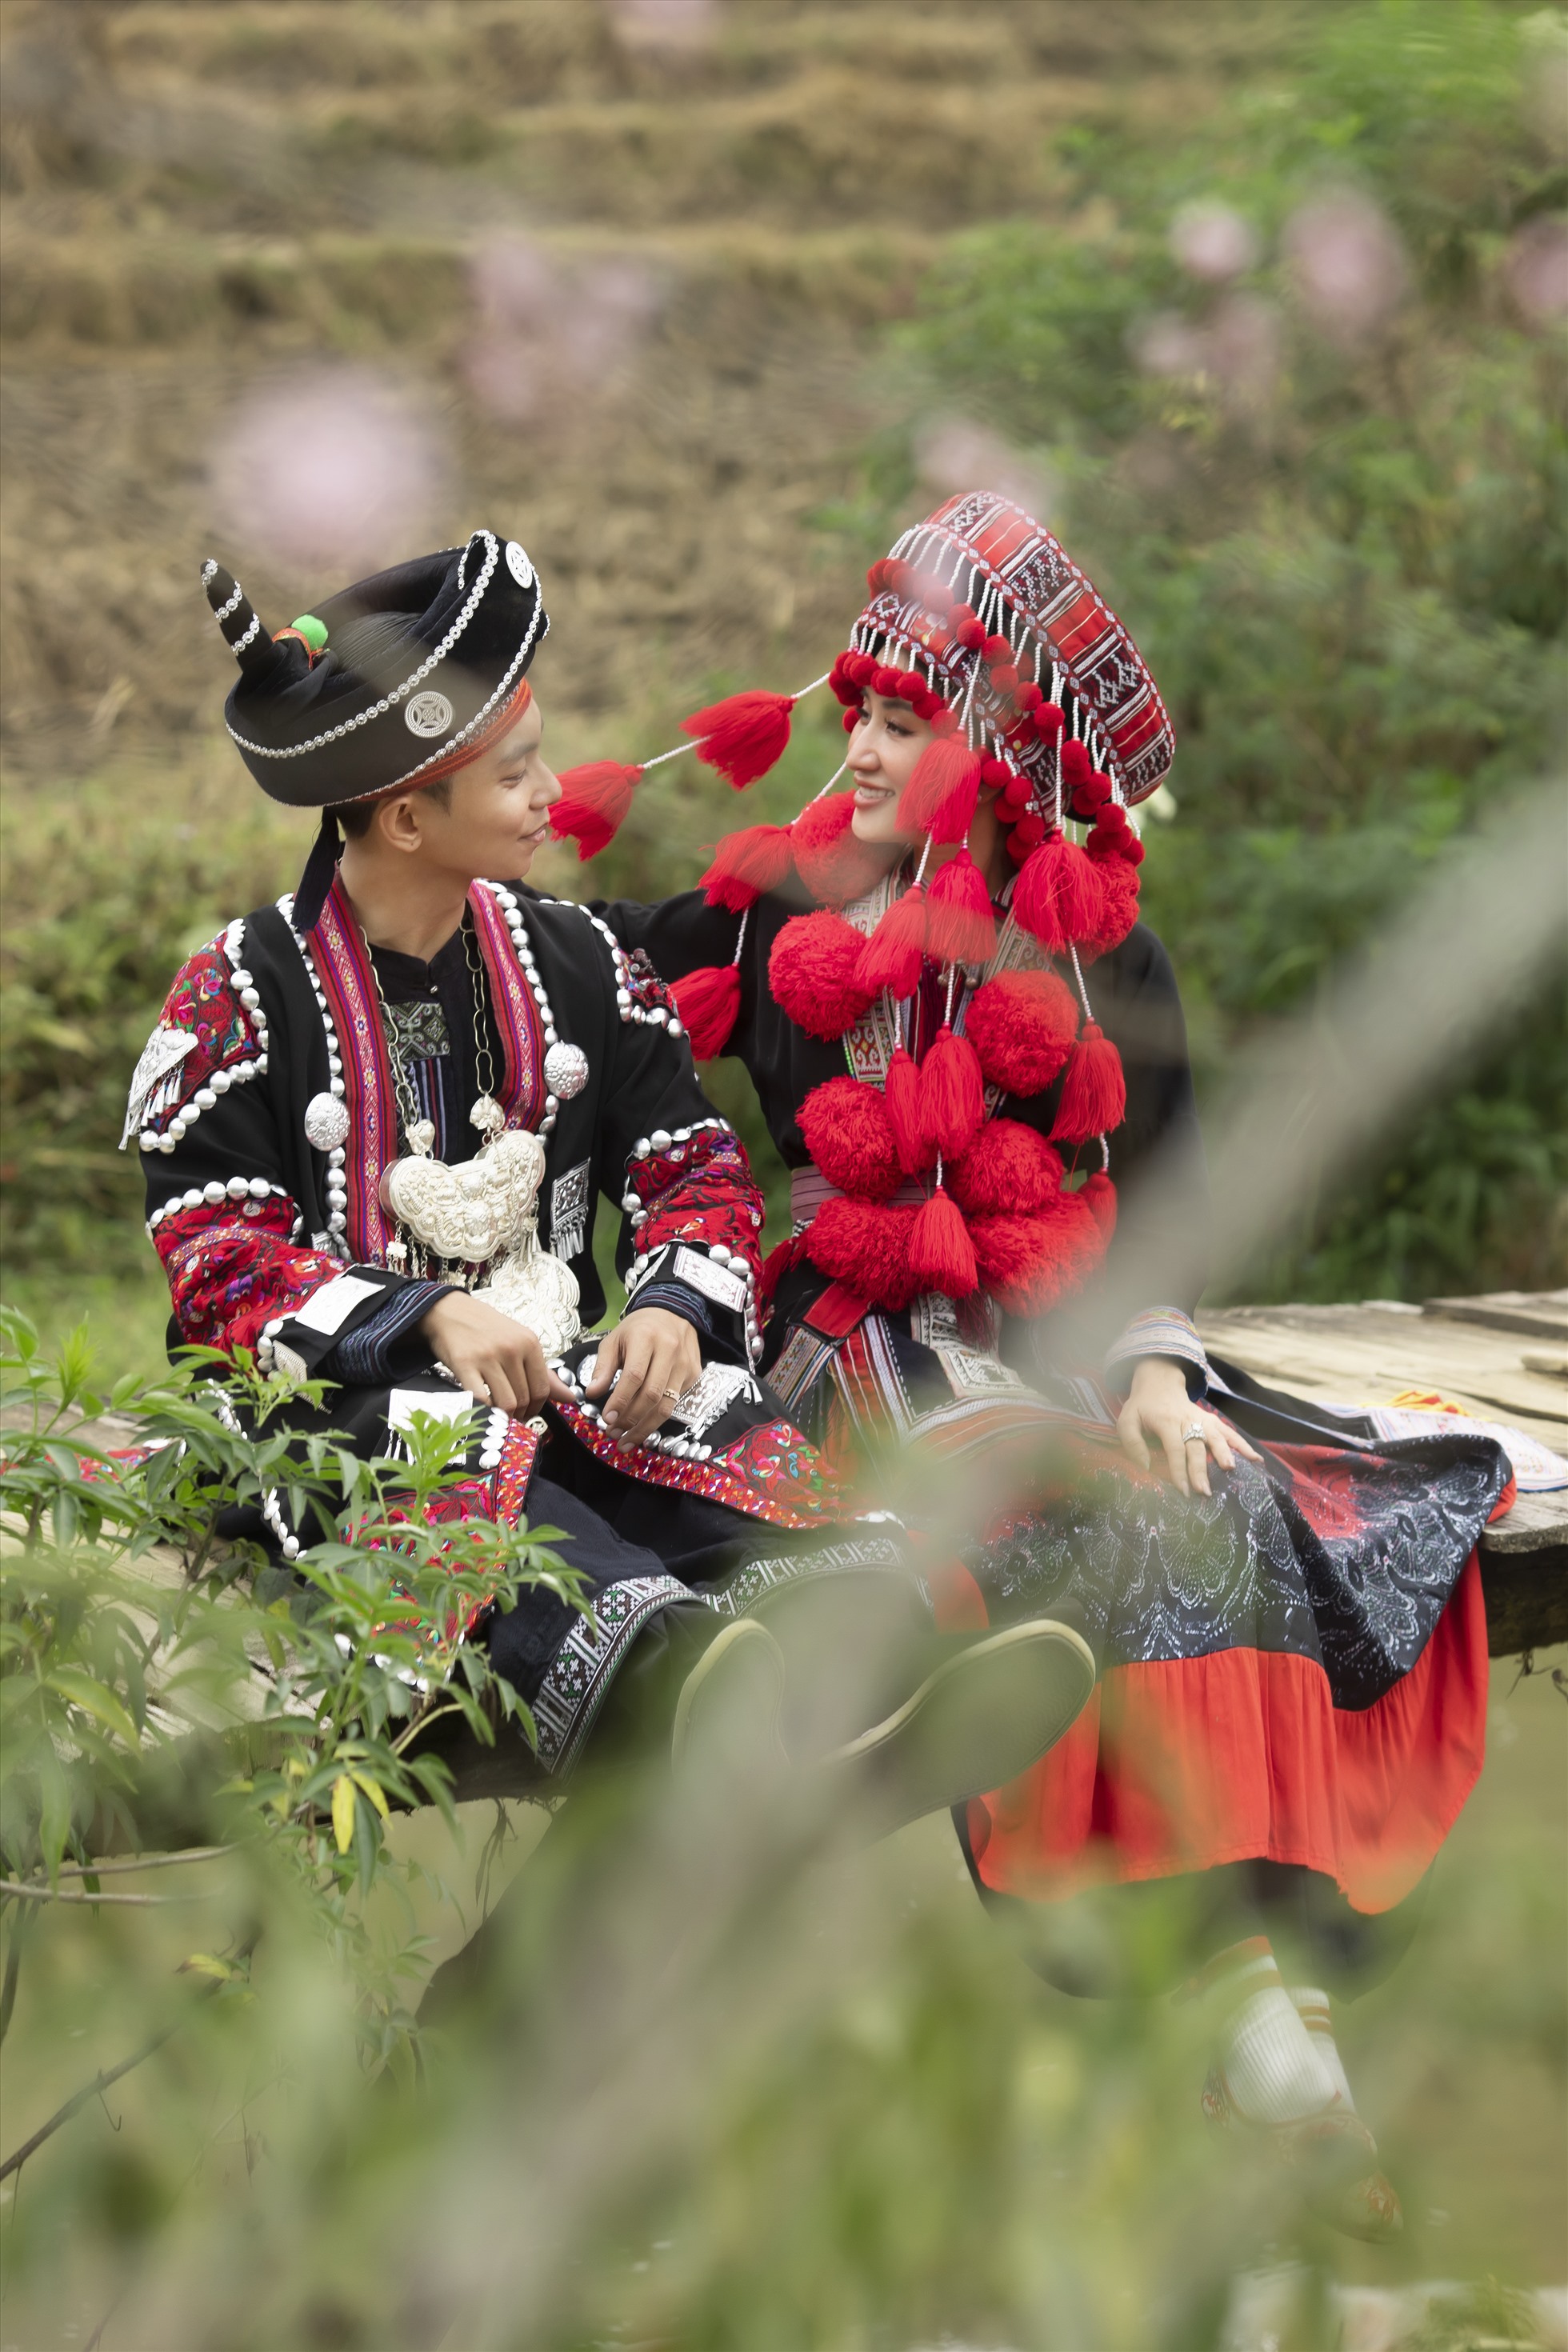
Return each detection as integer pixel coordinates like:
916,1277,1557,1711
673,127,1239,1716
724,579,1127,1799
2,0,1564,1359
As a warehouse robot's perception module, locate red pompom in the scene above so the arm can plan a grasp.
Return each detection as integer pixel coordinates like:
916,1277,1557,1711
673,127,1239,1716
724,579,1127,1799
842,708,858,732
669,962,741,1060
789,792,889,906
948,603,977,632
806,1197,918,1310
883,1043,932,1174
845,650,874,685
682,689,797,788
955,618,986,651
970,1194,1102,1316
925,852,997,966
898,738,982,838
1079,1170,1118,1241
1033,702,1064,741
930,707,960,738
947,1119,1064,1217
906,1186,979,1299
798,1076,902,1200
699,823,795,910
1076,770,1115,814
990,664,1020,695
965,969,1078,1097
1078,857,1141,961
1014,833,1105,954
1009,810,1046,853
872,665,902,698
982,634,1013,666
1015,681,1044,713
918,1025,985,1158
896,670,926,702
1051,1022,1126,1142
1060,738,1092,789
549,761,644,859
856,887,928,999
979,756,1013,790
770,910,875,1039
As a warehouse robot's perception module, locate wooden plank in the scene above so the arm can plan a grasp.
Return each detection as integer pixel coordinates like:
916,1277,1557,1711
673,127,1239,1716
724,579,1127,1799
1424,1288,1568,1341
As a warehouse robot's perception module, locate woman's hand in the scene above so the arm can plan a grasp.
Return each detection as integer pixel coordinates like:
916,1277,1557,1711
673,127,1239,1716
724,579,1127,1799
584,1308,703,1453
419,1293,573,1417
1116,1355,1262,1497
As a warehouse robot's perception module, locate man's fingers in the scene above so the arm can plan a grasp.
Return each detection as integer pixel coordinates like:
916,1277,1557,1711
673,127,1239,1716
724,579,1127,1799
584,1330,624,1398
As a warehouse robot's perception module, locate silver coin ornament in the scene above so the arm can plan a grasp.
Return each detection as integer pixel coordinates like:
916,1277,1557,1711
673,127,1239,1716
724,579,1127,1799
405,690,454,739
303,1090,351,1152
543,1042,589,1101
505,540,535,590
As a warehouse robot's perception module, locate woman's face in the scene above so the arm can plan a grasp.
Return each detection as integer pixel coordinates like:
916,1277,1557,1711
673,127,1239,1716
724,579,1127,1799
847,690,932,844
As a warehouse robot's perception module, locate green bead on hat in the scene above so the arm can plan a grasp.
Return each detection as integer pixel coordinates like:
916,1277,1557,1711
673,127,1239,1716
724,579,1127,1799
290,613,329,653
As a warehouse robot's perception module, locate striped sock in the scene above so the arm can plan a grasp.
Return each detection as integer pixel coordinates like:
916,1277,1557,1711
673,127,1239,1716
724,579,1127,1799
1287,1985,1356,2112
1190,1938,1341,2126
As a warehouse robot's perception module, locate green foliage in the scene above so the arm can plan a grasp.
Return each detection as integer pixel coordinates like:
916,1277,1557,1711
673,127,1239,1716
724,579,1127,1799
0,1308,576,2062
896,0,1568,1297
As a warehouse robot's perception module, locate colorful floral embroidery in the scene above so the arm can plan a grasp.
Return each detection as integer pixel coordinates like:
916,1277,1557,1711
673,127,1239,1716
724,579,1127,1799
154,1195,337,1356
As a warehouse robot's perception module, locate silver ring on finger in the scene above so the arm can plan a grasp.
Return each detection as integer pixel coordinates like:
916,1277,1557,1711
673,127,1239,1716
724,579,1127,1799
1181,1421,1205,1446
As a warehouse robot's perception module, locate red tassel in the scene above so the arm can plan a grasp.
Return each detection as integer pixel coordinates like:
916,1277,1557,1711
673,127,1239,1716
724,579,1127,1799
770,910,875,1040
1051,1022,1126,1142
964,970,1078,1097
669,962,741,1061
856,886,928,999
918,1025,984,1159
698,824,795,911
789,791,890,907
1079,1170,1118,1240
897,738,982,838
906,1186,978,1300
798,1076,902,1200
883,1045,932,1174
925,852,996,966
970,1194,1101,1316
549,761,644,859
682,689,797,788
1014,833,1104,954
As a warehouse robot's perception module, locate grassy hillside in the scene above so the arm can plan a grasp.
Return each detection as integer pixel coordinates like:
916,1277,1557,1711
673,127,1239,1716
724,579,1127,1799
2,0,1562,1364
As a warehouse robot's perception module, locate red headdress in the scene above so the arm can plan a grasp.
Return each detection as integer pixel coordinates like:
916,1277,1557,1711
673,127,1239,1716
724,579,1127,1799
551,493,1174,1312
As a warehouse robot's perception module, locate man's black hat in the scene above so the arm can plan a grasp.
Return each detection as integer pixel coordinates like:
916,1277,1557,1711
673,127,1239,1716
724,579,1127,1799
202,526,549,926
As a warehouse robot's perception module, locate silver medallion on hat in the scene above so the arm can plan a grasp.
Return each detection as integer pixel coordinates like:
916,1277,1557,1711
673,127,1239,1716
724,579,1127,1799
505,541,535,590
405,690,454,738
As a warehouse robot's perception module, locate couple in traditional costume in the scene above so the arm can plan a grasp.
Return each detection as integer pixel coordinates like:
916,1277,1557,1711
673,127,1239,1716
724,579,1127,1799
134,497,1511,2236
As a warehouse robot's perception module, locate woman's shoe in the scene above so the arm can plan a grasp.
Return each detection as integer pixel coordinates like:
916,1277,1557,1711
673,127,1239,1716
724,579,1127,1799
811,1617,1095,1840
670,1618,787,1781
1202,2064,1404,2243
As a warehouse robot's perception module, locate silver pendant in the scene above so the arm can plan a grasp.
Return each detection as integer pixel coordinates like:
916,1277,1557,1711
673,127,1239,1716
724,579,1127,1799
470,1093,506,1140
304,1090,351,1151
543,1041,589,1101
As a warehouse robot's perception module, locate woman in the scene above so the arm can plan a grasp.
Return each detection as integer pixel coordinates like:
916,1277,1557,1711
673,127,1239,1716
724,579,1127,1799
555,493,1512,2234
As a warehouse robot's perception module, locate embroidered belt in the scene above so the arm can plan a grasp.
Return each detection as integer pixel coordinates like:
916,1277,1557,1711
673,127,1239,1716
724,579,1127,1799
789,1164,927,1228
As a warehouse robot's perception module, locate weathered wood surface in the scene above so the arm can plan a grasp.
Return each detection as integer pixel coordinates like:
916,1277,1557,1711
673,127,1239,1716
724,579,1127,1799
1197,1292,1568,1657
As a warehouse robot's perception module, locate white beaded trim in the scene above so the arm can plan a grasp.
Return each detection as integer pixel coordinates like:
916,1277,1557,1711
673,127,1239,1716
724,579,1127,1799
478,882,570,1139
138,917,270,1154
621,1222,763,1368
282,897,351,1237
147,1176,288,1233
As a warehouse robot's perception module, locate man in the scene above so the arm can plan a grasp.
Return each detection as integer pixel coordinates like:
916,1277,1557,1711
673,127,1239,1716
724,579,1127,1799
127,526,1093,1810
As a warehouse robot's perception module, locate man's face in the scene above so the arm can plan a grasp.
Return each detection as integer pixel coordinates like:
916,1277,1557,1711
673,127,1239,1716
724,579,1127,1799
397,695,560,881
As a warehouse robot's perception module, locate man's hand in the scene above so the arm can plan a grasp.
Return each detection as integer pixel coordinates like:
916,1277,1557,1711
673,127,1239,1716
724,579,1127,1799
419,1293,572,1418
1116,1354,1262,1498
583,1308,702,1454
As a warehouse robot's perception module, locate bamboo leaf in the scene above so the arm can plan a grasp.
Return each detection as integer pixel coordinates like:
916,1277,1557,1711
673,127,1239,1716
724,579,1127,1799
330,1774,357,1855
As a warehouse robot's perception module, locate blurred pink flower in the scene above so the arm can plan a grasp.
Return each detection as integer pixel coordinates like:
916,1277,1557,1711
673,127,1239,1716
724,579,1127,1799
1170,201,1258,283
1506,214,1568,326
466,238,659,422
210,369,450,578
610,0,719,54
1132,311,1208,379
915,418,1054,518
1133,297,1279,414
1283,189,1407,346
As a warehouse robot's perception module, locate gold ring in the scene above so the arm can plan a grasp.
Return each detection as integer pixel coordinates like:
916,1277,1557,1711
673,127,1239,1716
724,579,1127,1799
660,1387,682,1402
